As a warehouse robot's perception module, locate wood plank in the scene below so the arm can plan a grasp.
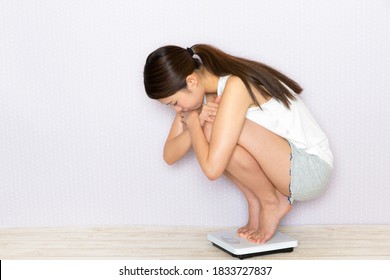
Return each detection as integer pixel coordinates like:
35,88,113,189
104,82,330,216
0,225,389,259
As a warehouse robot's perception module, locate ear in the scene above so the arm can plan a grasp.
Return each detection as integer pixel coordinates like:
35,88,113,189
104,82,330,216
185,73,198,90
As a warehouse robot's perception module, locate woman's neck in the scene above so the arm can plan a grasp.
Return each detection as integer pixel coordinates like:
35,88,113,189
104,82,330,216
199,69,219,94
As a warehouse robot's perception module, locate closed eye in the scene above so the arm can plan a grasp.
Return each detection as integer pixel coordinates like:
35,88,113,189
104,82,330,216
166,100,177,106
168,101,177,106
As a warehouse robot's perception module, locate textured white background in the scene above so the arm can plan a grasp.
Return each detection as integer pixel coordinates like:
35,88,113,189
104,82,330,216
1,0,389,228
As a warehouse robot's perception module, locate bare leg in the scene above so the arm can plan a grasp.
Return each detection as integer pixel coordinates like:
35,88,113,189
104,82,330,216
206,123,261,237
223,146,261,238
223,170,260,237
204,118,292,243
236,119,292,244
224,143,290,240
204,121,262,237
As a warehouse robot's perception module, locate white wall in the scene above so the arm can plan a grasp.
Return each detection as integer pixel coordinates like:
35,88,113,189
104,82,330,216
1,0,389,228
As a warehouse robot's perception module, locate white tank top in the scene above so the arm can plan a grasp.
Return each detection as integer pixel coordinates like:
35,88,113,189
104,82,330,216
217,75,333,168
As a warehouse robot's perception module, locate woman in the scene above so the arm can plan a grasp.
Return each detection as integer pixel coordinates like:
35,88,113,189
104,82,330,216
143,44,333,243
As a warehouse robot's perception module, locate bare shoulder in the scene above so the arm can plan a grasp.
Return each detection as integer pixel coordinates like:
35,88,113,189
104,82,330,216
225,75,246,89
223,76,252,105
225,75,270,106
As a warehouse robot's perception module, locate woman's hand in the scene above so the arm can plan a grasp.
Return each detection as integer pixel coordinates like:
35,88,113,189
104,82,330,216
180,110,199,127
199,102,219,126
181,96,222,127
199,96,221,142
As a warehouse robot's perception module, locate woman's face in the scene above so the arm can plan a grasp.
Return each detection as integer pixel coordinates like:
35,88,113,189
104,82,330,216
159,73,205,112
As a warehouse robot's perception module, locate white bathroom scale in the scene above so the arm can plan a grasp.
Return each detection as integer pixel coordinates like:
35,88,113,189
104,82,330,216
208,230,298,259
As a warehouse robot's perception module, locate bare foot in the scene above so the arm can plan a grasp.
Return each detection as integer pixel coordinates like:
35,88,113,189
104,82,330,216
237,198,260,238
237,224,257,238
247,193,291,244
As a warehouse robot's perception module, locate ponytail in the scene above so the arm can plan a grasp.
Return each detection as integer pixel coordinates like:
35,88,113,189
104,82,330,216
144,44,302,109
191,44,302,108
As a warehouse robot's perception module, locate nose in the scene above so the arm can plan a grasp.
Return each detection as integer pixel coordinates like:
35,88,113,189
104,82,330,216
173,105,183,112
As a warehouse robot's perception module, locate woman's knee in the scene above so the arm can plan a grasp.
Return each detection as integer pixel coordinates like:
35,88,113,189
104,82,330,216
227,145,259,173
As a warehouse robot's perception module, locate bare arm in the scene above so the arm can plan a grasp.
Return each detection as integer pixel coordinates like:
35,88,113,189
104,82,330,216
184,77,252,180
163,96,219,165
163,112,192,165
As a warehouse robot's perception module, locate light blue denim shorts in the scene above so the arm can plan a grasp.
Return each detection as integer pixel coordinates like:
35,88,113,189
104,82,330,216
288,142,332,204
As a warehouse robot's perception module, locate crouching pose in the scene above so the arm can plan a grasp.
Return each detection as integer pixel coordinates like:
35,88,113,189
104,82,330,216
143,44,333,243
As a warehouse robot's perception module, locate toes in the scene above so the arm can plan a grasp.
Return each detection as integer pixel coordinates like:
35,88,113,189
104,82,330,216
237,226,257,238
247,231,272,244
237,228,252,238
247,233,262,244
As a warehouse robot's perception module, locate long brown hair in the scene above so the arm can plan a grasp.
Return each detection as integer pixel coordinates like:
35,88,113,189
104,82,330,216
143,44,302,108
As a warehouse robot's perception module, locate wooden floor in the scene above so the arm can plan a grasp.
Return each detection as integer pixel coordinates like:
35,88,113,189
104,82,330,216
0,225,389,259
